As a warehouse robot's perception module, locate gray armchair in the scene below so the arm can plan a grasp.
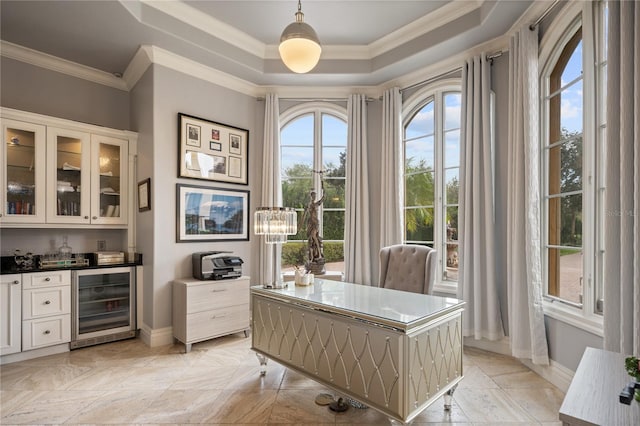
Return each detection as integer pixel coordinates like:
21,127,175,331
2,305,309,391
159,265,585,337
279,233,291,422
378,244,437,295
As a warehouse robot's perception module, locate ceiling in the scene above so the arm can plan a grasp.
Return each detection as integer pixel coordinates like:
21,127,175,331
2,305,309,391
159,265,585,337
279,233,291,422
0,1,536,90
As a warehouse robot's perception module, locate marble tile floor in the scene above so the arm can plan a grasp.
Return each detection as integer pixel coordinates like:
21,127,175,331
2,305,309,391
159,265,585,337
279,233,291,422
0,334,565,425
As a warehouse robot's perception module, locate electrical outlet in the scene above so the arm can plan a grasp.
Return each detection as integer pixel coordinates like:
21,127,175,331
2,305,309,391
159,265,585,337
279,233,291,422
97,240,106,251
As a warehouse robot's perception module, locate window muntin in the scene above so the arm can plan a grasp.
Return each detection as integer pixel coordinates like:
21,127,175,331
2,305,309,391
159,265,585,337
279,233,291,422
280,105,347,274
403,88,461,284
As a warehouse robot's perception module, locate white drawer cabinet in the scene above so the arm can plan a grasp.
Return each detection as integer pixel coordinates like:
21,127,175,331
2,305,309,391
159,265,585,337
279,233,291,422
22,271,71,351
1,274,22,355
173,276,250,352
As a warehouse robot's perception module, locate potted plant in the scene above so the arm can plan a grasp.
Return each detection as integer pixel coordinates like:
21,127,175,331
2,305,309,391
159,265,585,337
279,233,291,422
624,356,640,402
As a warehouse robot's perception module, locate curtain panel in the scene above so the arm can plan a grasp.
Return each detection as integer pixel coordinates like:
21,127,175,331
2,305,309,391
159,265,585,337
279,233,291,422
344,94,372,284
604,0,640,356
258,94,282,284
506,26,549,365
379,87,404,252
458,54,505,341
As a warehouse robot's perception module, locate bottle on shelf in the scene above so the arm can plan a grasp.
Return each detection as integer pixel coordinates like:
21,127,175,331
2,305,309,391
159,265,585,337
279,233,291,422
58,236,73,260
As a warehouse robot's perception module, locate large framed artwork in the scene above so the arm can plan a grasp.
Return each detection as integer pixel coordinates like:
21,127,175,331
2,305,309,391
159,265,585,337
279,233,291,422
176,184,250,242
178,113,249,185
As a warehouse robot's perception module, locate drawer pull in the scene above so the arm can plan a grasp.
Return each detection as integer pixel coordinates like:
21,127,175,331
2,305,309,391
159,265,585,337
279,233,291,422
212,315,227,319
211,289,227,293
43,330,51,335
44,300,51,305
44,277,51,282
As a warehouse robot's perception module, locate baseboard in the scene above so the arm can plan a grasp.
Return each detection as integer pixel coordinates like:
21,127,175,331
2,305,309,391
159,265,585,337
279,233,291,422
0,343,69,365
521,358,574,393
464,336,512,356
138,324,174,347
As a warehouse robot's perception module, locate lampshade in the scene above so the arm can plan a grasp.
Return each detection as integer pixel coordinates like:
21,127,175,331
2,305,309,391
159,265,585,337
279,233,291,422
279,0,321,73
254,207,297,244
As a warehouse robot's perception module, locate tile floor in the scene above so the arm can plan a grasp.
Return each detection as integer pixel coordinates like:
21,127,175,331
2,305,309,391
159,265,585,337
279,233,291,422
0,334,565,425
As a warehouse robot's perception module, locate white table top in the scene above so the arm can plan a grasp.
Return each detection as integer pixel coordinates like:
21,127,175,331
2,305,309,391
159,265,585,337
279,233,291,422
251,279,464,332
559,347,640,425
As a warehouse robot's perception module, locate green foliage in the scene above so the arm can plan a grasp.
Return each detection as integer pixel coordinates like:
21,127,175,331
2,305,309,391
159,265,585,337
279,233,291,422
625,356,640,378
281,241,344,267
559,129,583,246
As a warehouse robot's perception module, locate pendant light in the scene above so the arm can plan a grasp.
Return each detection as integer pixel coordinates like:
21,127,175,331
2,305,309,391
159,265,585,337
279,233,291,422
279,0,322,73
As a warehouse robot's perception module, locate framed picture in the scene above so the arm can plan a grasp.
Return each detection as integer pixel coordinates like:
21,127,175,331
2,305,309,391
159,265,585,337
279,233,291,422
178,113,249,185
176,184,249,242
138,178,151,212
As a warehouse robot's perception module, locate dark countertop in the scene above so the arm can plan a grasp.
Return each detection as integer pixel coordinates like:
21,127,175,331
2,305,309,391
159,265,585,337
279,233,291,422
0,253,143,275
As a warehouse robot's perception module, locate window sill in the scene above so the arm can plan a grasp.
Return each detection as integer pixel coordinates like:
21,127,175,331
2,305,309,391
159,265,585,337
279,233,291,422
543,299,604,337
433,281,458,296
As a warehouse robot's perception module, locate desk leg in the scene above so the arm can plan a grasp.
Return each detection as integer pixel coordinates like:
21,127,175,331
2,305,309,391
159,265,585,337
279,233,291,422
444,384,458,410
255,352,268,376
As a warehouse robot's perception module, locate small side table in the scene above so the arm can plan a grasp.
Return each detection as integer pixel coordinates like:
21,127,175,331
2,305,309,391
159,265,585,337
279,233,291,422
559,347,640,425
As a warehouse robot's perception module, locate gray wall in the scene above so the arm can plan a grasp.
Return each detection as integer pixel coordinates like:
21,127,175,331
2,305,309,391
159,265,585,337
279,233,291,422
0,57,129,130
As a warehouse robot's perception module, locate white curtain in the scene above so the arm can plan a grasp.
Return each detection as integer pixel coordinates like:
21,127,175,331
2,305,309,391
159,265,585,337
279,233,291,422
379,87,404,251
344,94,372,284
506,27,549,365
258,93,282,284
604,1,640,356
458,54,505,341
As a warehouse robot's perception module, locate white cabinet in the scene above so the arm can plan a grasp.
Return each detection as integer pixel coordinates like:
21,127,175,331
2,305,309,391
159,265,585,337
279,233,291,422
0,274,22,355
22,271,71,351
173,276,250,352
1,107,135,228
1,119,47,224
46,128,128,225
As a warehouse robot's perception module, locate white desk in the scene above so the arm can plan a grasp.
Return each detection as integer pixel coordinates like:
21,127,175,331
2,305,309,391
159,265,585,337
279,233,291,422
559,347,640,425
251,279,465,424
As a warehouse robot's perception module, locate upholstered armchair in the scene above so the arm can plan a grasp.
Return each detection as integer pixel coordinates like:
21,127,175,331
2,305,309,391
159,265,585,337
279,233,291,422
378,244,437,295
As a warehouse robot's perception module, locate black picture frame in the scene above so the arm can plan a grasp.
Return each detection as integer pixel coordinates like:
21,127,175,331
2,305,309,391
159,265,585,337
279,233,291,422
178,113,249,185
176,183,249,242
138,178,151,212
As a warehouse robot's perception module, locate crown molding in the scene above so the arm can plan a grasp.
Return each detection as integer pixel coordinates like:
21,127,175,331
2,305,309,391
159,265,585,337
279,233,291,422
0,40,128,91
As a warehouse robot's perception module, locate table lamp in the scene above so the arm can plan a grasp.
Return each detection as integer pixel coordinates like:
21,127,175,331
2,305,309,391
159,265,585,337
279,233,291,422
254,207,297,288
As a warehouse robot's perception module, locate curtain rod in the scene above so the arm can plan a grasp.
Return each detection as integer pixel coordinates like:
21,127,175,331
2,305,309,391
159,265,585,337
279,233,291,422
256,97,375,102
529,0,561,31
399,51,503,94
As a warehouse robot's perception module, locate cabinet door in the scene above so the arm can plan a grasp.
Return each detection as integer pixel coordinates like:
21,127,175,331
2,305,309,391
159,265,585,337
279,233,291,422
0,274,22,355
1,119,46,224
46,127,91,224
90,135,128,225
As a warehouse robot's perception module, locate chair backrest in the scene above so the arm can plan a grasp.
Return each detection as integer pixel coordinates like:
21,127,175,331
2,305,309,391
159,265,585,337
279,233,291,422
378,244,436,295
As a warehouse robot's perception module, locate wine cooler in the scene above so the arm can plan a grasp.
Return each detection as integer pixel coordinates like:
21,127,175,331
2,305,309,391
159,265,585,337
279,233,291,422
71,267,136,349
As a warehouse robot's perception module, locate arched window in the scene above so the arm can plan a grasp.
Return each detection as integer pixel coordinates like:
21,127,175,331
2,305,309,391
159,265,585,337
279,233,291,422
540,1,607,330
280,103,347,275
403,83,462,287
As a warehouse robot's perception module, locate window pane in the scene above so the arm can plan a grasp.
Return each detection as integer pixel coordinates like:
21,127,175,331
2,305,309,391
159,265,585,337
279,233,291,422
548,193,583,247
281,114,313,146
324,241,344,271
444,93,461,130
548,247,583,304
323,178,345,208
549,138,583,195
446,206,459,242
444,130,460,168
322,114,347,146
445,168,459,204
323,147,346,176
405,207,434,242
561,79,583,133
282,178,312,209
406,102,434,138
405,136,434,171
323,210,345,240
445,242,459,281
405,171,434,206
281,241,305,270
561,40,582,84
281,146,313,177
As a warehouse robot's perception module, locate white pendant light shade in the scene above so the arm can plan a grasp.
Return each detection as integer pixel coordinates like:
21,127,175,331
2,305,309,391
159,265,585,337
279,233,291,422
279,1,321,73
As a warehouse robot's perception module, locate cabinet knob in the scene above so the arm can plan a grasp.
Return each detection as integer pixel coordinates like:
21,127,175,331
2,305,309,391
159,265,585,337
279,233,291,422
84,216,89,219
43,330,51,335
44,300,51,305
93,216,98,220
211,289,227,293
12,280,20,285
44,277,51,282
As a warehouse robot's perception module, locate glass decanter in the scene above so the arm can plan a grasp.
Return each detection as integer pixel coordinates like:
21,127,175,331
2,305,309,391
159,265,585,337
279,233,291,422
58,236,73,260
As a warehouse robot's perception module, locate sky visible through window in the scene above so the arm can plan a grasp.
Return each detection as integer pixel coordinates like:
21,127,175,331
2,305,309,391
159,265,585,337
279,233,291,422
561,41,583,134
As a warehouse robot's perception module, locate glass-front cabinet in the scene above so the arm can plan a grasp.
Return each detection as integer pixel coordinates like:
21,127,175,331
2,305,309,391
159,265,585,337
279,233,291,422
91,135,128,225
45,130,128,225
1,119,46,224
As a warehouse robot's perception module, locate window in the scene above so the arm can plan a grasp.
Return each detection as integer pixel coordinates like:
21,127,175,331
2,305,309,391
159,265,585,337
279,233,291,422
280,103,347,275
403,85,462,288
541,1,607,331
